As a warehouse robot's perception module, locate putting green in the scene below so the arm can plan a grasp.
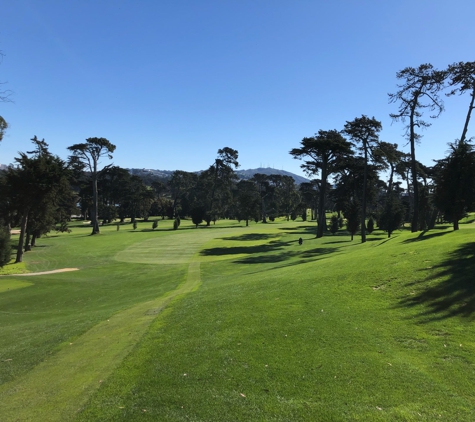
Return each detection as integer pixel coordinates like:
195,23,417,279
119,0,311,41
0,229,225,422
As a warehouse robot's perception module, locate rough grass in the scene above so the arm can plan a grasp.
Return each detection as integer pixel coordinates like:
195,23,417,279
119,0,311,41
1,217,475,421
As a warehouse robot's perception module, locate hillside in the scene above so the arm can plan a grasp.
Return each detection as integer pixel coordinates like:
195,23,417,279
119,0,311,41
128,167,310,184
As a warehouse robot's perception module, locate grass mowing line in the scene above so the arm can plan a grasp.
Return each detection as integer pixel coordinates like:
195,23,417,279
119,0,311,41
0,260,203,422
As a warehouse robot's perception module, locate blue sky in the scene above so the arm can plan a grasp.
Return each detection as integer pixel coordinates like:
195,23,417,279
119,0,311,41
1,0,474,177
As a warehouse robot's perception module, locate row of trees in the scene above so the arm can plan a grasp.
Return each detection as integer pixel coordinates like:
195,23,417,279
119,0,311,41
1,61,474,265
291,61,475,242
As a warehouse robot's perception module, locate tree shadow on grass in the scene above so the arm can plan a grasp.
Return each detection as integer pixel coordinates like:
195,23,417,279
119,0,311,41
398,242,475,321
235,246,337,265
402,230,452,244
221,233,281,241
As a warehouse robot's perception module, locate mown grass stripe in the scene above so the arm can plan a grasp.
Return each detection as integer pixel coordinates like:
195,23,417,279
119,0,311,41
0,259,203,421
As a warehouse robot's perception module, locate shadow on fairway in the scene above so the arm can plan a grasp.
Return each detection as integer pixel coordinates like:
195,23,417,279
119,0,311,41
221,233,281,241
235,246,337,265
402,230,452,244
398,241,475,321
201,233,339,265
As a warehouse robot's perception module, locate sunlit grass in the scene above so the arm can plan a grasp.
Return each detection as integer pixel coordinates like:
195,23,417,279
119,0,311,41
1,216,475,421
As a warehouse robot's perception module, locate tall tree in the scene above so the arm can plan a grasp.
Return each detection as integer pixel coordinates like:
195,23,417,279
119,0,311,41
234,179,260,226
343,115,382,243
5,137,73,262
252,173,271,223
68,137,116,234
447,61,475,144
388,63,447,232
204,147,239,224
168,170,198,218
290,130,353,238
434,139,475,230
373,142,404,195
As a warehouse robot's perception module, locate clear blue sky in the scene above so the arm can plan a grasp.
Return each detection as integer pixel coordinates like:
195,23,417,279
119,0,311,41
1,0,474,177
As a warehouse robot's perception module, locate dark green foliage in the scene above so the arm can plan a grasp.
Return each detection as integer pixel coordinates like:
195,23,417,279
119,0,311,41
68,137,116,235
389,64,447,232
434,140,475,230
290,129,353,238
291,210,297,221
133,221,137,230
379,194,405,237
234,180,260,226
0,223,11,267
330,214,339,235
152,220,158,230
301,210,307,221
4,137,75,262
345,201,360,241
191,207,206,228
367,217,374,234
173,219,179,230
343,115,382,243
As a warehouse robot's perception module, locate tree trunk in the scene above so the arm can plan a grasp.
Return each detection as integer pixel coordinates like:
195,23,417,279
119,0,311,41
460,91,475,143
317,164,328,238
15,213,28,263
91,175,100,235
24,231,31,252
361,144,368,243
246,219,249,227
409,104,419,232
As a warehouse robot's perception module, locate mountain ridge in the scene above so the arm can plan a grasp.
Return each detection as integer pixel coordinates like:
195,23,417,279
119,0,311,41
128,167,310,184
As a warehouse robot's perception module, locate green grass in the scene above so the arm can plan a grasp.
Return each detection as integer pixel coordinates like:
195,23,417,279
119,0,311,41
1,217,475,420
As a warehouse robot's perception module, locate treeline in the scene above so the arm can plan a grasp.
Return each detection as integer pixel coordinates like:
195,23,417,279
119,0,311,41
1,61,475,267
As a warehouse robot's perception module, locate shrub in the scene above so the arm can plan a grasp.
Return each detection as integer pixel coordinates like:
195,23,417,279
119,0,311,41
173,219,179,230
152,220,158,230
133,221,137,230
330,215,339,235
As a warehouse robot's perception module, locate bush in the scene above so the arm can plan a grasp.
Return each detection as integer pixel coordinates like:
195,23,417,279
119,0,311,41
173,219,179,230
367,217,374,234
191,207,206,228
330,215,339,235
0,224,11,268
133,221,137,230
152,220,158,230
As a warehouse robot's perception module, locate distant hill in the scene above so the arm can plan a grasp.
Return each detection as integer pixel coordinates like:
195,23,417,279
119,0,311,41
128,167,310,184
235,167,310,184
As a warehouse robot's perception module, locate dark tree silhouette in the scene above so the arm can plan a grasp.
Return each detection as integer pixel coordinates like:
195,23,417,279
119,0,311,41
447,61,475,143
68,137,116,234
343,115,382,243
290,130,353,238
434,139,475,230
389,64,447,232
